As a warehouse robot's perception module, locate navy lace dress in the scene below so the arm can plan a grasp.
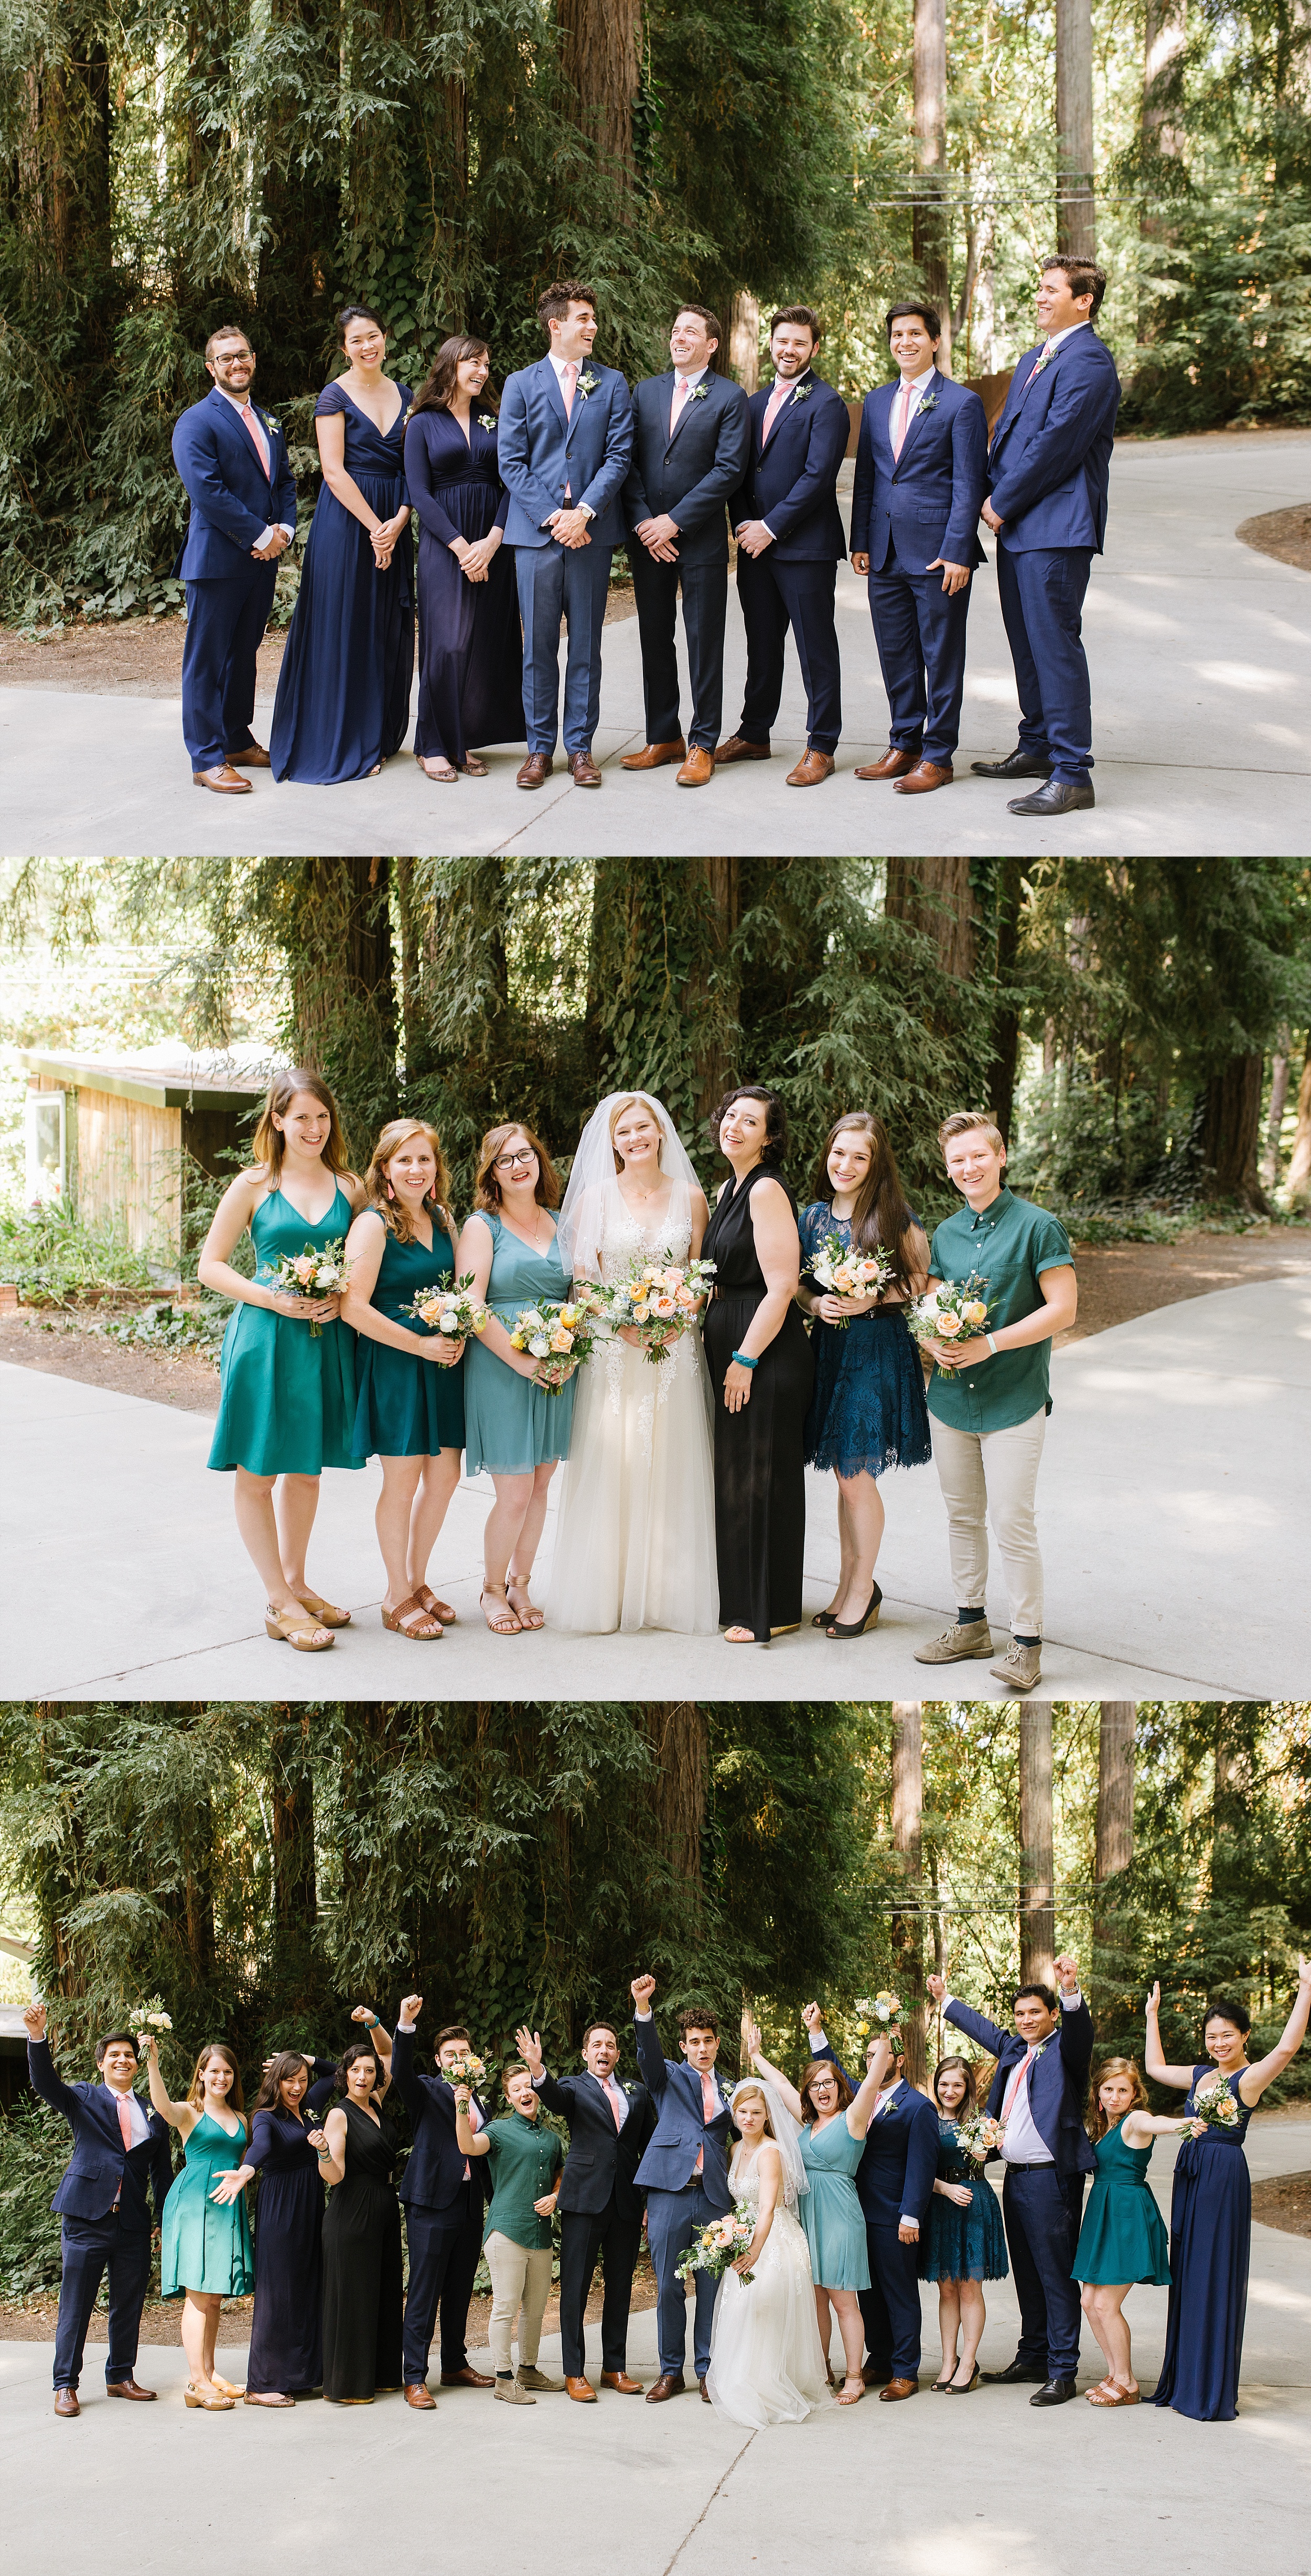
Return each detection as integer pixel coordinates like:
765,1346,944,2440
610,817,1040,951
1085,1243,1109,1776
1154,2066,1253,2420
919,2118,1008,2283
799,1204,932,1479
270,381,414,782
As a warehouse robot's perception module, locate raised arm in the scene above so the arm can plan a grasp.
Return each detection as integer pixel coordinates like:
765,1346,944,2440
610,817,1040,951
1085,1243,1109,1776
454,2084,492,2157
1121,2109,1201,2147
631,1976,669,2096
1237,1956,1311,2106
847,2033,895,2139
139,2031,196,2134
745,2020,805,2126
23,2008,82,2123
1143,1981,1197,2091
352,2004,393,2072
927,1974,1009,2061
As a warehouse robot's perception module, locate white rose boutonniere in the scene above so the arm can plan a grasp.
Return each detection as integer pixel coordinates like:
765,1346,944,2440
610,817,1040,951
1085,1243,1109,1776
790,380,814,403
575,368,601,401
914,389,940,420
1030,348,1052,378
689,380,711,401
478,412,497,431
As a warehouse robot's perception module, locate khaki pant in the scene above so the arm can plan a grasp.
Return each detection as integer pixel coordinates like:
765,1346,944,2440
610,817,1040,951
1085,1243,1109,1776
929,1406,1047,1639
485,2229,553,2375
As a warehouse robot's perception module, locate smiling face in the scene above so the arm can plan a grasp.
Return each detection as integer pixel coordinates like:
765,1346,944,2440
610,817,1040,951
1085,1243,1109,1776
457,349,490,399
719,1094,770,1165
550,299,598,363
670,310,716,372
437,2037,472,2074
199,2049,234,2101
342,313,386,374
99,2040,139,2094
384,1135,437,1205
1036,266,1094,337
346,2053,378,2101
770,321,815,380
889,312,939,377
805,2065,841,2119
943,1126,1006,1205
207,333,255,395
505,2067,539,2117
1204,2014,1248,2069
828,1127,873,1200
279,2064,309,2113
935,2064,968,2114
1013,1993,1057,2043
493,1129,540,1198
612,1102,662,1171
273,1090,331,1162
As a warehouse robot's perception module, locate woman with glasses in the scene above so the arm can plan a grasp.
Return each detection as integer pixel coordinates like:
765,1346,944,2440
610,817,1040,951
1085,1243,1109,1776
455,1123,578,1633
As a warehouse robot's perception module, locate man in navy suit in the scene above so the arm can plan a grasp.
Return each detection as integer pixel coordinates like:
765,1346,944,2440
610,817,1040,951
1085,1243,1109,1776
521,2017,656,2397
391,1996,496,2408
25,2003,173,2417
804,2003,940,2395
630,1973,737,2401
972,258,1121,816
620,306,751,787
498,280,633,789
850,304,988,795
170,324,297,794
716,306,851,786
928,1955,1095,2402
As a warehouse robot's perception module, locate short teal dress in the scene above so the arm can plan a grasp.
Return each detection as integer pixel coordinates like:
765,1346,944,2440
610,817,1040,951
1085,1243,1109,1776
351,1216,466,1459
799,2116,870,2291
461,1210,577,1474
161,2109,255,2300
208,1184,361,1476
920,2118,1009,2282
1072,2119,1171,2287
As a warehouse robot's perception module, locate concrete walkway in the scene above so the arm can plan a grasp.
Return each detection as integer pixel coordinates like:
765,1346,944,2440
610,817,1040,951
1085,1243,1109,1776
4,2117,1307,2575
2,1274,1306,1702
3,430,1309,862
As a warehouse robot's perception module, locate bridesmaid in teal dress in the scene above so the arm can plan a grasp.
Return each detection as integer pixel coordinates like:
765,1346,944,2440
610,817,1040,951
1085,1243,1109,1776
200,1070,367,1652
142,2034,253,2410
1071,2055,1181,2408
456,1121,578,1636
343,1118,467,1641
920,2055,1007,2392
748,2021,893,2406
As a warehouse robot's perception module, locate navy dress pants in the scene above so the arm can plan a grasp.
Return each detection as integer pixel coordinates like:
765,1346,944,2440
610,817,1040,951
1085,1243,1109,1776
736,553,842,753
513,539,614,756
996,543,1095,784
53,2213,153,2391
400,2189,483,2384
628,551,729,750
868,548,972,766
1002,2164,1086,2379
858,2221,923,2379
557,2196,642,2378
645,2179,720,2380
182,565,278,771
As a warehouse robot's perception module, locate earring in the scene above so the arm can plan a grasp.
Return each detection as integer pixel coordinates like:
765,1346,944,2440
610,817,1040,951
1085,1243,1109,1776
386,1181,395,1200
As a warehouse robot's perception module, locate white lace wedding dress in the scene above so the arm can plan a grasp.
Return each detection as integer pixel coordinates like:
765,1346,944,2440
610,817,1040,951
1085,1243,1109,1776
546,1189,718,1633
705,2144,832,2427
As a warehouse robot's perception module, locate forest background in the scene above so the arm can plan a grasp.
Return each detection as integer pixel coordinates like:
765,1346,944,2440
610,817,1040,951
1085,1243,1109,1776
3,0,1310,629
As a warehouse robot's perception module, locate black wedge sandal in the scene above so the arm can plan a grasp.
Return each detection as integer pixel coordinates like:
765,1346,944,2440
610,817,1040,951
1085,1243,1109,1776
827,1581,882,1640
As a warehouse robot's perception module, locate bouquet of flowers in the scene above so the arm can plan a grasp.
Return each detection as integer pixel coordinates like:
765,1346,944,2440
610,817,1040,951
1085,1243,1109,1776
1191,2078,1242,2131
856,1992,904,2056
675,2201,757,2286
270,1240,352,1336
401,1272,490,1344
954,2108,1007,2160
809,1231,894,1324
507,1297,599,1391
126,1997,173,2039
906,1272,993,1361
443,2051,486,2094
598,1255,716,1363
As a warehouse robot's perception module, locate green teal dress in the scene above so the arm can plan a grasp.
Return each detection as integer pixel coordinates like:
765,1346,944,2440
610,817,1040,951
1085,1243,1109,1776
351,1217,466,1459
1072,2119,1171,2287
799,2116,870,2291
461,1210,577,1474
208,1183,361,1476
161,2109,255,2299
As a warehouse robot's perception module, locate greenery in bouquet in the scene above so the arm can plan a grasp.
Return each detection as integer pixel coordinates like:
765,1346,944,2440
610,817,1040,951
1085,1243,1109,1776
954,2108,1007,2159
270,1240,352,1336
856,1991,904,2054
508,1297,598,1390
401,1272,490,1346
1191,2078,1242,2131
442,2051,487,2094
674,2202,756,2285
125,1996,173,2040
598,1255,716,1362
809,1233,895,1324
906,1272,993,1361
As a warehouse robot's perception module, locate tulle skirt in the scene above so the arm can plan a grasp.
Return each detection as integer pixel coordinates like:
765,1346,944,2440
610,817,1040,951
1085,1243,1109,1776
706,2204,832,2428
546,1328,719,1633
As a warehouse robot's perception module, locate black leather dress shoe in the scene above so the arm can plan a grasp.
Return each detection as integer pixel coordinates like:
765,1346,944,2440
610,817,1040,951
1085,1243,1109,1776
1008,779,1095,815
971,749,1049,778
1030,2377,1078,2406
982,2359,1048,2385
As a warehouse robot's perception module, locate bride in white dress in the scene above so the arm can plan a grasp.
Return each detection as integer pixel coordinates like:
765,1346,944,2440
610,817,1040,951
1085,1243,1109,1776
706,2078,832,2427
546,1091,719,1634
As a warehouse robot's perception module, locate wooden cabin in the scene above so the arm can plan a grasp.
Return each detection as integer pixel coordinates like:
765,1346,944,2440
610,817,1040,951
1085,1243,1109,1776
20,1048,272,1260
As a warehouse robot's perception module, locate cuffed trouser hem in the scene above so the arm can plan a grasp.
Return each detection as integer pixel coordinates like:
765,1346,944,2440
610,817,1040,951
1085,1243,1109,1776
929,1407,1047,1639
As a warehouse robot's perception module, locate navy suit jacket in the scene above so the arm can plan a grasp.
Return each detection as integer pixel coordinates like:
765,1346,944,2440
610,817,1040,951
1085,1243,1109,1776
631,2017,736,2211
850,371,987,574
29,2040,173,2229
622,371,752,567
987,329,1120,554
729,371,849,562
533,2065,656,2221
391,2027,493,2214
944,1997,1096,2178
811,2043,939,2226
498,356,633,550
171,386,297,580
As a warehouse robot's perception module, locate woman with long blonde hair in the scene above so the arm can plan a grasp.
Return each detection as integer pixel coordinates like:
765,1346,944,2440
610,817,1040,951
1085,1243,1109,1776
200,1069,368,1651
1070,2054,1183,2406
143,2034,253,2409
342,1118,466,1639
704,2074,831,2427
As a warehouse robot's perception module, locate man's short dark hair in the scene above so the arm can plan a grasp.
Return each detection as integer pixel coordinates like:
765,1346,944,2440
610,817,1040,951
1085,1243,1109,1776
769,305,822,347
673,302,722,349
95,2030,140,2066
433,2023,471,2053
1012,1982,1058,2015
676,2005,719,2038
885,302,941,344
538,279,597,333
204,323,252,362
1040,256,1107,319
582,2020,620,2048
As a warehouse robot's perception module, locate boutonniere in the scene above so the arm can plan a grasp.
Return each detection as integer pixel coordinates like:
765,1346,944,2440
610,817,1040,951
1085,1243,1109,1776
260,412,280,436
478,412,496,431
689,381,711,402
1030,2039,1050,2064
789,379,814,403
1030,348,1052,377
575,368,600,400
913,389,939,419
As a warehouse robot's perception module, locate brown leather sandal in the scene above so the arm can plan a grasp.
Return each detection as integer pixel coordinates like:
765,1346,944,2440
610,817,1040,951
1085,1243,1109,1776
265,1607,334,1652
382,1592,444,1639
415,1585,456,1624
294,1588,351,1627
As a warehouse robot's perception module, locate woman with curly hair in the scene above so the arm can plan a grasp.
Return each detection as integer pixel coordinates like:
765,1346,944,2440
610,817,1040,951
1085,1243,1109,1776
1070,2054,1182,2408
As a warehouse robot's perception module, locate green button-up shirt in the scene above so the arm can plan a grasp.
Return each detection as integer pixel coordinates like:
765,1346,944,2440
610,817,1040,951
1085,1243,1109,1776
926,1186,1073,1434
480,2110,564,2250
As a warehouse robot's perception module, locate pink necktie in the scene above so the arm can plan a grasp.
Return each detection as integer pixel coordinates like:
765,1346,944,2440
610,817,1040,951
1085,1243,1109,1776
1021,352,1047,392
605,2078,625,2133
559,362,577,419
1002,2048,1036,2119
670,377,690,438
761,382,789,444
891,381,914,461
693,2069,716,2174
238,402,271,479
117,2094,134,2151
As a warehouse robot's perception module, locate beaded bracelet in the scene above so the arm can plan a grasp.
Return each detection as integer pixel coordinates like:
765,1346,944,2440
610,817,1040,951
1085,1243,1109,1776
730,1349,758,1369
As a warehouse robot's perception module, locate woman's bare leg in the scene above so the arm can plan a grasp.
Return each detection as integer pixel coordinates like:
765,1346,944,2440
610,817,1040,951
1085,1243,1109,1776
830,1469,885,1626
233,1471,329,1640
376,1455,424,1608
406,1449,463,1594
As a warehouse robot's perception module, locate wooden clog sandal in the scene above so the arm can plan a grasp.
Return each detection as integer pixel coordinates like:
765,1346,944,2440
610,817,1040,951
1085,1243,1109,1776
265,1607,335,1652
295,1588,352,1627
382,1591,444,1640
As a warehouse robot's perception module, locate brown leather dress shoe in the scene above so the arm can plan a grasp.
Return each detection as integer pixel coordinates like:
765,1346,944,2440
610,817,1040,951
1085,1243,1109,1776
106,2376,156,2400
565,2374,598,2401
226,742,272,767
193,763,253,794
599,2371,643,2394
517,752,553,788
568,749,602,786
786,749,836,786
700,2376,711,2403
676,746,715,786
54,2387,80,2417
714,734,770,764
893,758,953,794
404,2382,437,2409
440,2365,495,2387
644,2371,686,2402
879,2376,919,2401
620,739,685,770
853,745,919,781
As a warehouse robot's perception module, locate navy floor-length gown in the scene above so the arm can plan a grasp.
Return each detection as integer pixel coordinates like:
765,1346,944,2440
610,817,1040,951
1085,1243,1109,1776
244,2080,336,2393
404,404,525,765
271,381,414,782
1153,2065,1253,2420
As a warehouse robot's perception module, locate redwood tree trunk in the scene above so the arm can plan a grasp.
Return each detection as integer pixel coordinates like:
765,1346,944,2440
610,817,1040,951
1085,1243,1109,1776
885,860,978,981
1056,0,1096,257
1200,1053,1272,1211
728,293,760,393
1285,1040,1311,1206
692,860,742,1126
1018,1705,1055,1990
642,1704,708,1923
890,1703,926,2087
912,0,952,372
558,0,641,177
1093,1703,1135,2000
987,857,1025,1144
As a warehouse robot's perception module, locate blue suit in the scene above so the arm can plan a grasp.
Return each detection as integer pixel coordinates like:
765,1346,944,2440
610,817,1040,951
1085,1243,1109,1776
985,327,1121,785
812,2043,939,2378
391,2025,492,2385
29,2038,174,2393
945,1994,1094,2379
171,385,298,772
632,2014,736,2380
728,368,850,754
851,370,988,767
623,369,751,749
497,354,633,757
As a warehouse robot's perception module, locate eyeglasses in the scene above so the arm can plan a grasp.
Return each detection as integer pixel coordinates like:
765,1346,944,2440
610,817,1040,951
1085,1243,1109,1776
493,1148,536,1171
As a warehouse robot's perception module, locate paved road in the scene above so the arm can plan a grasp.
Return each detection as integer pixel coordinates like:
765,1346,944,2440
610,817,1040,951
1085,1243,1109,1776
4,2118,1307,2575
2,1276,1306,1702
3,431,1308,861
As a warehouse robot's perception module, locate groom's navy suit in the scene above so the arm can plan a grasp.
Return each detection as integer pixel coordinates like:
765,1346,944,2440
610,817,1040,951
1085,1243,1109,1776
633,2013,736,2382
171,386,297,772
945,1991,1094,2379
391,2025,493,2386
850,369,988,768
498,354,633,760
29,2037,174,2394
985,326,1120,787
728,367,850,755
533,2061,655,2377
622,369,751,752
811,2042,938,2379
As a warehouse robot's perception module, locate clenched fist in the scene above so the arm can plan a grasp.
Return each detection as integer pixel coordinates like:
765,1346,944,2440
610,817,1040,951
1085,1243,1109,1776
631,1974,657,2010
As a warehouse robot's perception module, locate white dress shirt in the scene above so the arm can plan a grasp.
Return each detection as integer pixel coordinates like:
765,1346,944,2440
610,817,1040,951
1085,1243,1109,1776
546,351,594,518
213,384,293,547
1039,320,1091,356
105,2084,151,2146
943,1990,1082,2163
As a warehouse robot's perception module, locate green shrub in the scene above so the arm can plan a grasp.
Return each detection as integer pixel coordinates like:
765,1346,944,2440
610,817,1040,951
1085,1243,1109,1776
0,2098,68,2300
0,1203,157,1304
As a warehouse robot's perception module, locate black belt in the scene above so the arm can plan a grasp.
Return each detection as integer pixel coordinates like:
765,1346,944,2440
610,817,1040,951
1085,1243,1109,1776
1003,2159,1058,2173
